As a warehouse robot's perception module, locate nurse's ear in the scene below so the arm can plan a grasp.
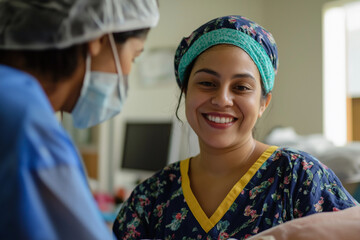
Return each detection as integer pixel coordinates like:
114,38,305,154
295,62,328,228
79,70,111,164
87,35,108,57
258,92,272,118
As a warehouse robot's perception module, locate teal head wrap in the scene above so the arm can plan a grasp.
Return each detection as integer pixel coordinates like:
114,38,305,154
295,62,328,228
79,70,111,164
174,15,278,94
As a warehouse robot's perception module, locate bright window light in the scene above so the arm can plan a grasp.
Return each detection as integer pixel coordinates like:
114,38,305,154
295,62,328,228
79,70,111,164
345,2,360,32
323,7,347,146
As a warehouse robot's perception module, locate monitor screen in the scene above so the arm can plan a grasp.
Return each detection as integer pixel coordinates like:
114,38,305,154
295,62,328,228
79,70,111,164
121,122,172,172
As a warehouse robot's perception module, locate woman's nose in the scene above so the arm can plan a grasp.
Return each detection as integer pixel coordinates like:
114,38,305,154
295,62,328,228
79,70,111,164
211,88,233,107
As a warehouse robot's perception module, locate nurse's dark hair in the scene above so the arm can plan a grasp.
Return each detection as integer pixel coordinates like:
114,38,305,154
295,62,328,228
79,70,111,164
0,28,149,82
113,28,150,44
175,59,268,121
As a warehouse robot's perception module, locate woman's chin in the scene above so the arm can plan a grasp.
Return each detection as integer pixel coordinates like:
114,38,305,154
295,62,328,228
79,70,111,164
200,138,237,150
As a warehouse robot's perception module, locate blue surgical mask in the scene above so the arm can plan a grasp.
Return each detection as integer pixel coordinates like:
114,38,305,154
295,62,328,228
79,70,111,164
72,34,128,129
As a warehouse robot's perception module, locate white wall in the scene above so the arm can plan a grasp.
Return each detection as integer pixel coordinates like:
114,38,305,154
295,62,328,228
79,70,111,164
348,30,360,98
146,0,265,49
255,0,334,140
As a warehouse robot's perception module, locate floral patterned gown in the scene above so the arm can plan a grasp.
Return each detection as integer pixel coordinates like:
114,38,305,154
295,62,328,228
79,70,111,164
113,146,357,240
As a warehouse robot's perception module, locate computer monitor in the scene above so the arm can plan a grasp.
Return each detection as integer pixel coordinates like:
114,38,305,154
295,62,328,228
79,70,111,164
120,120,181,172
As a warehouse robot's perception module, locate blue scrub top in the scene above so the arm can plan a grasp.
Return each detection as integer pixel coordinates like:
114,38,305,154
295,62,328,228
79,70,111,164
0,64,113,239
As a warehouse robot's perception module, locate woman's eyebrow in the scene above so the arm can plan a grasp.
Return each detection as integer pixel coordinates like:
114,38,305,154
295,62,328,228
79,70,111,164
232,73,256,81
194,68,256,81
194,68,220,77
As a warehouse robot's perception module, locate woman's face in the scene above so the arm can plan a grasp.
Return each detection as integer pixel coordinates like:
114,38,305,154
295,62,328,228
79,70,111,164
185,44,269,150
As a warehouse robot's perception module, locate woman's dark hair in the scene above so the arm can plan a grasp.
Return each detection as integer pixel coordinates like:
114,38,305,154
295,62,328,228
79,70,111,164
175,59,195,121
113,28,150,44
0,28,150,82
175,58,269,121
0,44,88,82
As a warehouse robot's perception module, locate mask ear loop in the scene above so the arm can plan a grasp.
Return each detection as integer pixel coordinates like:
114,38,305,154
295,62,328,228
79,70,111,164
108,33,127,101
71,52,91,117
81,52,92,95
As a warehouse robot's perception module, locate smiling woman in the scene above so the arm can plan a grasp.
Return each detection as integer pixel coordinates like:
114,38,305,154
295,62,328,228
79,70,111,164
185,44,269,151
113,15,357,240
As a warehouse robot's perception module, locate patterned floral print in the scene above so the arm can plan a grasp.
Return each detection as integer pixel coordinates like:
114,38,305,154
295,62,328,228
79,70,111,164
113,148,357,240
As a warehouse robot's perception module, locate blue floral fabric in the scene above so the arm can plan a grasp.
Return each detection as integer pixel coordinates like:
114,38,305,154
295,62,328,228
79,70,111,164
174,15,278,93
113,147,357,240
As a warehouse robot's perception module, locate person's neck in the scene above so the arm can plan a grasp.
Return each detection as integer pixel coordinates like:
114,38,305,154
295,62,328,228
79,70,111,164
28,71,66,112
194,136,258,177
27,68,83,113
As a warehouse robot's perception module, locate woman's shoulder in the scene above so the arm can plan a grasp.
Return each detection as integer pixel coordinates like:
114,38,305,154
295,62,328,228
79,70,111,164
149,161,182,182
269,147,328,172
131,161,182,197
271,147,317,160
0,65,74,165
272,146,314,157
0,65,46,107
0,64,54,127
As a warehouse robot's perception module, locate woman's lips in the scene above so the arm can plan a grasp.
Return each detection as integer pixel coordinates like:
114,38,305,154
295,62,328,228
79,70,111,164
203,113,237,129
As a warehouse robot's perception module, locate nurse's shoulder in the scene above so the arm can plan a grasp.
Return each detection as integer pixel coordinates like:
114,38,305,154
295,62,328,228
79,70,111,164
0,64,51,115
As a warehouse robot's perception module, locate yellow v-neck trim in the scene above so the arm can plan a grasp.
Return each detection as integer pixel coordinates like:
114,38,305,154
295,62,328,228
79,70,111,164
180,145,278,233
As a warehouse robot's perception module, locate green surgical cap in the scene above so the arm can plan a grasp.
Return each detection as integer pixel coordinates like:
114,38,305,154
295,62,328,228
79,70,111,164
0,0,159,50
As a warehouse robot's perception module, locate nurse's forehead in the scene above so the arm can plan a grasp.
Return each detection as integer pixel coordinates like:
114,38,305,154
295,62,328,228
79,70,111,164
193,68,256,81
191,47,260,78
194,45,255,66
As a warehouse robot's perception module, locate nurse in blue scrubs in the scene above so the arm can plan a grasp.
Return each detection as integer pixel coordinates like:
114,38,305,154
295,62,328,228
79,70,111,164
0,0,158,239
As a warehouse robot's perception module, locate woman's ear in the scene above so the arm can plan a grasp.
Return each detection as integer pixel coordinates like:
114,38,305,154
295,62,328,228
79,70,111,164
258,92,272,118
87,35,108,57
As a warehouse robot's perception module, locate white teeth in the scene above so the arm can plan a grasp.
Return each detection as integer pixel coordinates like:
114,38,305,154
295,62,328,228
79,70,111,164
206,115,234,123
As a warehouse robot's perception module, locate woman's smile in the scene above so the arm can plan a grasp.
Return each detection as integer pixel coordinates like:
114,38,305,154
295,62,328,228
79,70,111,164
202,113,238,129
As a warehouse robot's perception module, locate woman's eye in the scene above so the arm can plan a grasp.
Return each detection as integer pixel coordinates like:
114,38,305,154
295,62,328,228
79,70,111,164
199,81,215,87
235,85,250,91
